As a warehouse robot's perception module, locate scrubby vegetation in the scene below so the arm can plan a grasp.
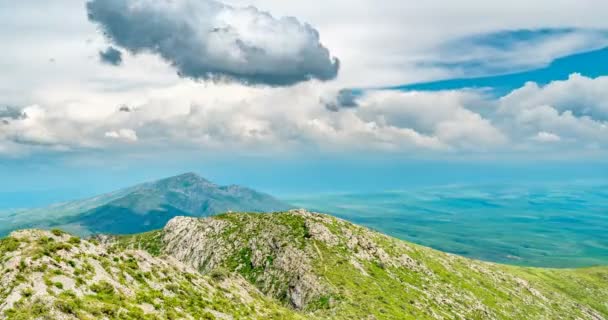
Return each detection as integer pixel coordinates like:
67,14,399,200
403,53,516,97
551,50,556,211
1,210,607,319
160,210,608,319
0,229,299,319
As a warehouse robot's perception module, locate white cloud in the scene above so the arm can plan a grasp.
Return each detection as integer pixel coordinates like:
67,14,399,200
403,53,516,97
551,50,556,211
104,129,138,142
501,74,608,120
532,131,561,143
355,90,507,150
498,74,608,148
2,1,608,161
2,75,608,158
424,29,608,76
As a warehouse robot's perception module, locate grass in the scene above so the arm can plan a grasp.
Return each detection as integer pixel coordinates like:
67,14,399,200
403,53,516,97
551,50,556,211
115,230,164,256
0,237,20,254
4,212,607,320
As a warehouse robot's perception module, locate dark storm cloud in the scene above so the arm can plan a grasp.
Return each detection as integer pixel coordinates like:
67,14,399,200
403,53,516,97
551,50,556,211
86,0,339,86
99,46,123,66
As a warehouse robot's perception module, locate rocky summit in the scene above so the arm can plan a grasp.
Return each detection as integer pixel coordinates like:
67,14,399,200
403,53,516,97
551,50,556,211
1,210,607,319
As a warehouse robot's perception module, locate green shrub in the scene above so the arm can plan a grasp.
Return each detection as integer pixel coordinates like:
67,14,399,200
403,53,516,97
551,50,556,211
0,237,20,253
21,288,34,298
90,281,115,296
55,299,78,315
210,268,229,281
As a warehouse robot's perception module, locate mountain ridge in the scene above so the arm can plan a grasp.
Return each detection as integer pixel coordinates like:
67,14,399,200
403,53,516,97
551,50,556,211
0,173,292,237
2,209,607,319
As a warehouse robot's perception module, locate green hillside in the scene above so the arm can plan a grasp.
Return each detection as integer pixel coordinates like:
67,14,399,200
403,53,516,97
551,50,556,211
1,210,607,319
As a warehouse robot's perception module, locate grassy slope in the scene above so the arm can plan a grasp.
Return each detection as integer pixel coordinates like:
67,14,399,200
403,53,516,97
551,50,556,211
505,266,608,317
3,211,607,319
131,211,608,320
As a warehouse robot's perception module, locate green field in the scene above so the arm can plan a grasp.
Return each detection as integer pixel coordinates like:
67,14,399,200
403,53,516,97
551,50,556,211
287,183,608,268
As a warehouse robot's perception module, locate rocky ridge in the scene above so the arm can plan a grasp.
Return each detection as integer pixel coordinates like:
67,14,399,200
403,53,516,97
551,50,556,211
2,209,608,319
129,209,608,319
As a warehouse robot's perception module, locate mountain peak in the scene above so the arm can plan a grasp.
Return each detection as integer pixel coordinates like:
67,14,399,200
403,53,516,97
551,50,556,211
152,172,215,189
168,172,208,182
0,173,292,237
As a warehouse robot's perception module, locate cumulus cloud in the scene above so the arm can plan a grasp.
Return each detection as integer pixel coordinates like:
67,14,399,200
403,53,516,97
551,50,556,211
104,129,138,142
1,74,607,158
355,90,507,149
86,0,339,86
497,74,608,148
99,46,123,66
501,74,608,121
1,105,62,147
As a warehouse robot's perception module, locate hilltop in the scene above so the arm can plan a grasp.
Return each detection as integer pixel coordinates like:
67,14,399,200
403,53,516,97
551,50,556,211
2,210,606,319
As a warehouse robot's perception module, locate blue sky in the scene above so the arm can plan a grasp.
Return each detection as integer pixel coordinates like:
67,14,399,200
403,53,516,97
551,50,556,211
1,0,608,208
391,45,608,96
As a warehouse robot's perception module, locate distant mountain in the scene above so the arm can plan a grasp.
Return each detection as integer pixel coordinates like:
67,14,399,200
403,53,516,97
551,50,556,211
0,173,291,236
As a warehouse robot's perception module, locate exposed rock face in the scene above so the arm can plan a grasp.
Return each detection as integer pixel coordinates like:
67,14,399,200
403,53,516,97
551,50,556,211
163,211,328,309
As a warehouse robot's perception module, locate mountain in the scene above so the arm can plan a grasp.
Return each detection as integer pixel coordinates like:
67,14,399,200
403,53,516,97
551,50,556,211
3,210,605,319
0,173,291,237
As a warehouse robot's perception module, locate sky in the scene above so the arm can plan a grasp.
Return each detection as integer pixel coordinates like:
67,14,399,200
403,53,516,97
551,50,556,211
1,0,607,207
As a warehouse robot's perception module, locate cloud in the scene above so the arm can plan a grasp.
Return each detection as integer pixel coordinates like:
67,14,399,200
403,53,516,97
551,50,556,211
1,105,62,147
323,89,362,111
99,46,123,66
0,106,26,120
86,0,339,86
532,131,561,143
104,129,138,142
1,74,607,158
497,74,608,149
355,90,507,149
420,28,608,76
118,104,132,112
502,73,608,121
